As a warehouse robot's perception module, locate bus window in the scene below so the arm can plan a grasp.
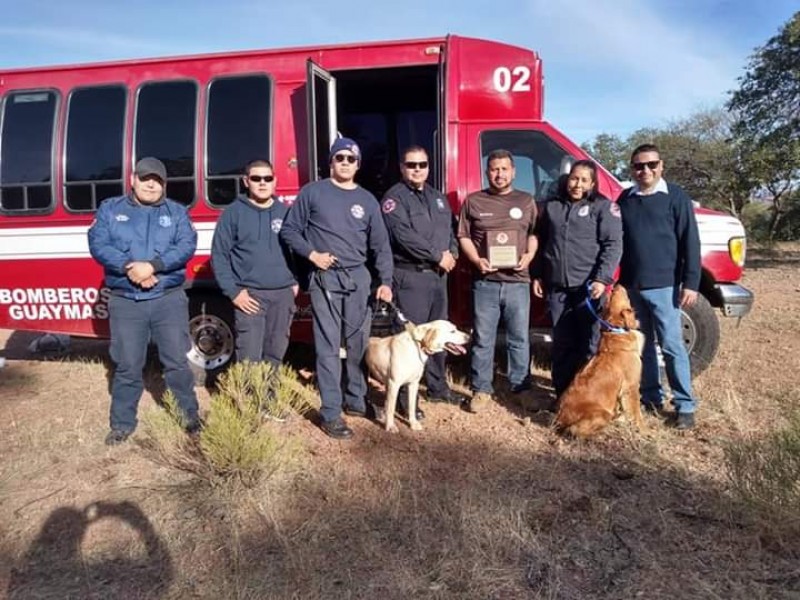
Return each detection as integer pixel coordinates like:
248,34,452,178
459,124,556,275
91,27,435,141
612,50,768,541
65,86,126,211
135,81,197,205
0,91,58,213
480,130,571,200
206,75,272,206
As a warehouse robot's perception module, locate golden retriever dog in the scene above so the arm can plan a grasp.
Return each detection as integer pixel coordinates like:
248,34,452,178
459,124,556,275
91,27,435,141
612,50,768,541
554,285,646,439
365,320,470,432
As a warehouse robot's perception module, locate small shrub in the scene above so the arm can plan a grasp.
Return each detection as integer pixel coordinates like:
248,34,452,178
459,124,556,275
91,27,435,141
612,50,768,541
726,413,800,529
140,362,309,486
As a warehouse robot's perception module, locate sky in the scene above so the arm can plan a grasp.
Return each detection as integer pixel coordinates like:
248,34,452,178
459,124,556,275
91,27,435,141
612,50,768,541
0,0,796,144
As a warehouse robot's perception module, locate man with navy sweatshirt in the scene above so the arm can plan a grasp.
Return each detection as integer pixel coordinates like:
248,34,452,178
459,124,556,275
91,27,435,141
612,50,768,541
211,159,298,369
281,138,393,440
617,144,701,430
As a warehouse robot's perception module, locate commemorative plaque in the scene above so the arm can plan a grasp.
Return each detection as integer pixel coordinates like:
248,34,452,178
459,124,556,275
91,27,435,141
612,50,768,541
487,230,519,268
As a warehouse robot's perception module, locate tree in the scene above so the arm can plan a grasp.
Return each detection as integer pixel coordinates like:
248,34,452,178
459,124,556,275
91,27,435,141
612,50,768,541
729,12,800,239
581,133,627,179
583,111,751,215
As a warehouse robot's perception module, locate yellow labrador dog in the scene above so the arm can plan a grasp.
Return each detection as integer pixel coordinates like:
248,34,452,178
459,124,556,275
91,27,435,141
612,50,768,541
365,320,470,432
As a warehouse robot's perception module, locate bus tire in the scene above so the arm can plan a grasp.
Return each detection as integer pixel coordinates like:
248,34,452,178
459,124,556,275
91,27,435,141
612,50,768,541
186,294,235,385
681,293,720,377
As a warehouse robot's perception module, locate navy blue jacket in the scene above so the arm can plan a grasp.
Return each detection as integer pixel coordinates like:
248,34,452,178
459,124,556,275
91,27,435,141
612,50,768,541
88,195,197,300
210,195,296,299
381,181,458,270
533,193,622,288
617,183,701,291
280,179,393,286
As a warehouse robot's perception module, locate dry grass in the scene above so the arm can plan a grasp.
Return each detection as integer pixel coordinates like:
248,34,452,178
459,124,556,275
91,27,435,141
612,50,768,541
1,243,800,599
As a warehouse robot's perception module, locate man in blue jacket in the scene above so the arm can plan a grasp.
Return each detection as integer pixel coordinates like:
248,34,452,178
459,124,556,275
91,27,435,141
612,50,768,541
281,138,393,440
211,159,298,369
617,144,701,430
88,157,200,445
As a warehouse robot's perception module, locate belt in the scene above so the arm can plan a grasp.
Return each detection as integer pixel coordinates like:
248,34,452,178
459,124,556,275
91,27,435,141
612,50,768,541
395,263,440,274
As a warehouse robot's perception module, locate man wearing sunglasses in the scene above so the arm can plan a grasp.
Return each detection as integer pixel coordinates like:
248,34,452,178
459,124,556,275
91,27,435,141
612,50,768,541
617,143,701,430
281,137,393,440
211,159,298,371
380,146,461,418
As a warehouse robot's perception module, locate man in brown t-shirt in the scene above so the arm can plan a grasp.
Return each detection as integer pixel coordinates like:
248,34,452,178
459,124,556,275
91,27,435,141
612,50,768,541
458,149,538,413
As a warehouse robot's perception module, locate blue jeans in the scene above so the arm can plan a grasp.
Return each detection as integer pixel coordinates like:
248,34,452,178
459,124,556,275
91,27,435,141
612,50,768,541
470,280,530,394
108,290,199,433
629,286,696,414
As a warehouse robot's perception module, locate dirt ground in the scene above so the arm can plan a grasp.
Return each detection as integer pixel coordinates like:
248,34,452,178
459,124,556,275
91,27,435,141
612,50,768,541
1,244,799,599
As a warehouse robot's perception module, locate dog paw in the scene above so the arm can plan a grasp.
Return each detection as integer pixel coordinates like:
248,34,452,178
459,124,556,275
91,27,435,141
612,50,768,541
409,420,423,432
385,422,399,434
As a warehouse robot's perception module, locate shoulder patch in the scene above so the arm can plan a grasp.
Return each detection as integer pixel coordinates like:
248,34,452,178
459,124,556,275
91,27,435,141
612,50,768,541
609,203,621,218
382,198,397,214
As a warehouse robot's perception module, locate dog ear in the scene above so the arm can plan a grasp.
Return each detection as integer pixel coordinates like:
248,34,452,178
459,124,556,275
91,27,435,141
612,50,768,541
421,328,438,353
622,307,638,330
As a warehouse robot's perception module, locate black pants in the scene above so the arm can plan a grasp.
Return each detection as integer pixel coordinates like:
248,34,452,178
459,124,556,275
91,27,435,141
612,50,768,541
234,287,296,366
393,267,449,397
308,266,371,423
548,286,603,398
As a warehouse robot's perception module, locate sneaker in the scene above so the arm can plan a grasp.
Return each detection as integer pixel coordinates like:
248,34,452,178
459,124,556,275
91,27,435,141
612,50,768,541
467,392,492,414
320,417,354,440
105,429,131,446
672,412,695,430
510,381,532,394
343,403,376,420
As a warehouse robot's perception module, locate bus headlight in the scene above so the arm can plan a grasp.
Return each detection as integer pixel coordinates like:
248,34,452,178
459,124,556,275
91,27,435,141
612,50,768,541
729,236,746,267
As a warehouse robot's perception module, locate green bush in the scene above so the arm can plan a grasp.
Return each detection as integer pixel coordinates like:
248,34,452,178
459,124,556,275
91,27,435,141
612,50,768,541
141,362,311,486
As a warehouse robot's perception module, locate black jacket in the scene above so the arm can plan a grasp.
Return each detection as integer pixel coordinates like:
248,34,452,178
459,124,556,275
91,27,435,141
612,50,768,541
532,192,622,288
380,181,458,270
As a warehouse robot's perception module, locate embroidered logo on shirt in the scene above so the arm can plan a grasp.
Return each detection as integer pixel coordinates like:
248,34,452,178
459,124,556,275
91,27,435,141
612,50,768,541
479,213,494,217
158,215,172,227
578,206,590,217
509,207,523,220
436,198,445,210
382,199,397,214
609,203,621,218
351,204,365,219
114,214,129,222
271,218,283,233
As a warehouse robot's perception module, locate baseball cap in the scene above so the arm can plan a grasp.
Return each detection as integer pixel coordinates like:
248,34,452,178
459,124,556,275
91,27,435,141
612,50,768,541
134,157,167,182
329,137,361,162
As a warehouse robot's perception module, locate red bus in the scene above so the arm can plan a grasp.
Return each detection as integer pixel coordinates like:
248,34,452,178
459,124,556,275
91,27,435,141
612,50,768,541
0,35,752,375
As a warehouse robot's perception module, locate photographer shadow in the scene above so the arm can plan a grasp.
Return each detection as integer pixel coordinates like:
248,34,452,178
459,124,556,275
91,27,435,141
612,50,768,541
8,500,173,599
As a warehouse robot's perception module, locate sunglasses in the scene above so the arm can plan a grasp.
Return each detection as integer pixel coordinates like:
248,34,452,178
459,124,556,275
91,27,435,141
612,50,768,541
248,175,275,183
333,154,358,164
403,161,429,170
632,160,661,172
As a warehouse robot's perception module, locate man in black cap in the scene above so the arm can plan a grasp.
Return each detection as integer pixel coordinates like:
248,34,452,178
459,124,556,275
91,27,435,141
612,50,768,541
381,145,461,418
281,137,393,440
88,157,200,445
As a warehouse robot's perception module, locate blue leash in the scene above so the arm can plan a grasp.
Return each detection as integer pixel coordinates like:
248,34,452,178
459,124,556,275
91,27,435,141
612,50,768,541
582,282,627,334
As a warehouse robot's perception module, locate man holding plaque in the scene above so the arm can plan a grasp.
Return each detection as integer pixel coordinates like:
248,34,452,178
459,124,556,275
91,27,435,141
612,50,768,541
457,149,538,413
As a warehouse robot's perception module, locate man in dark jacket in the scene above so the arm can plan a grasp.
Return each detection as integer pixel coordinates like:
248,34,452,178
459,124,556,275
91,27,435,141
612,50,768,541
617,144,701,430
211,159,298,368
381,146,460,417
281,138,393,440
88,157,200,445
